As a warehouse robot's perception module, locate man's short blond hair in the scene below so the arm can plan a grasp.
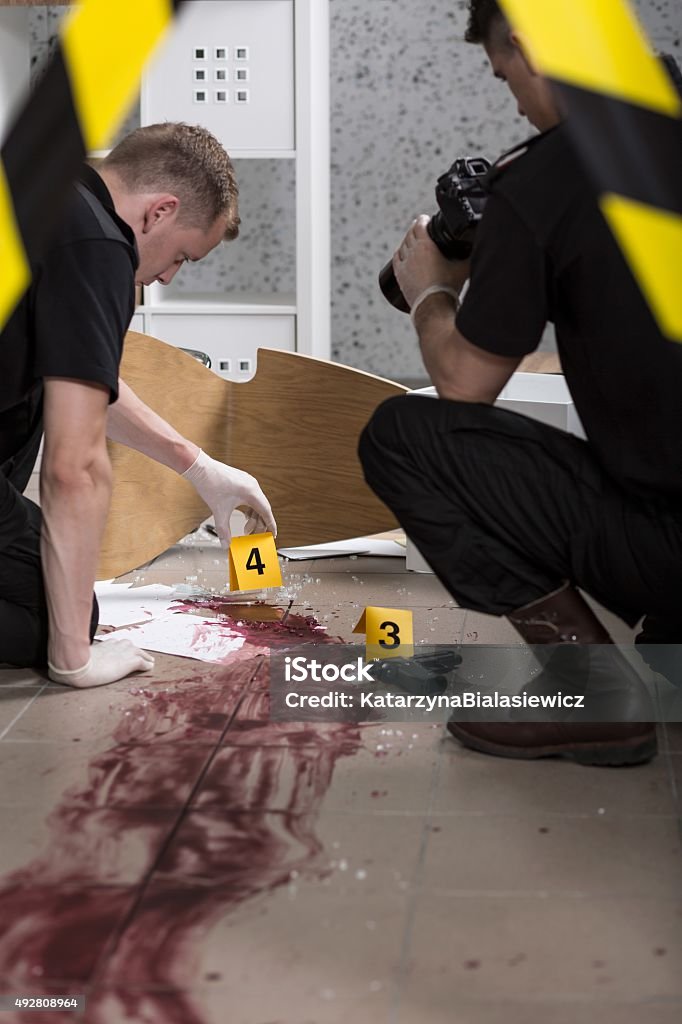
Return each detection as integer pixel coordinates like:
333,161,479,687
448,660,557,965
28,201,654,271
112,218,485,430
102,122,239,239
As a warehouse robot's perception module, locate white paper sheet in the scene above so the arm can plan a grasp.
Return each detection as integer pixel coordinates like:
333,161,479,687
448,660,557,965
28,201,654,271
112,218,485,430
278,534,406,560
94,581,179,628
96,612,246,663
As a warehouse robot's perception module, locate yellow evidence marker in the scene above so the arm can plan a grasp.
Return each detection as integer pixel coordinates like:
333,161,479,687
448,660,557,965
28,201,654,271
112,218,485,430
229,532,282,592
353,606,414,660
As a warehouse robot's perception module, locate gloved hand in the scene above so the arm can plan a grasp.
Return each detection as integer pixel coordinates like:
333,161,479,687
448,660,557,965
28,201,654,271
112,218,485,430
48,640,155,688
182,449,277,548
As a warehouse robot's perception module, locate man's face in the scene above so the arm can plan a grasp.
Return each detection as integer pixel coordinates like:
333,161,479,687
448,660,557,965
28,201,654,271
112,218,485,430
135,212,227,287
484,36,561,133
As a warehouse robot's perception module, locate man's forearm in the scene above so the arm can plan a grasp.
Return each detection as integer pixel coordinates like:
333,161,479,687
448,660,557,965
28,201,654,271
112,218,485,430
413,293,468,399
392,215,519,402
414,292,520,404
107,379,199,473
40,451,112,671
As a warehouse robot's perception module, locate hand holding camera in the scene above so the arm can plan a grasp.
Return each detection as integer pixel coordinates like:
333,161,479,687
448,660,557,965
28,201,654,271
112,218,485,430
393,215,470,313
380,156,491,313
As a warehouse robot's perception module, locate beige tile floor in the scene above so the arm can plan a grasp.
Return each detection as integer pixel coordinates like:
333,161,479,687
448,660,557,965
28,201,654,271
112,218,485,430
0,532,680,1024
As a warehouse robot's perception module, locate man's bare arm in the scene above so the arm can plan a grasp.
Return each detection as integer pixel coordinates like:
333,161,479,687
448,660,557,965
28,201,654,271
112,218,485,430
413,292,521,402
392,215,521,401
107,378,276,547
41,378,114,669
107,378,199,472
41,378,155,687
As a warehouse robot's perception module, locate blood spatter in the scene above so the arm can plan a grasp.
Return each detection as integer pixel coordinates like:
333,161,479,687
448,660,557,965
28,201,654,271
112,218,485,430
169,600,336,654
463,959,481,970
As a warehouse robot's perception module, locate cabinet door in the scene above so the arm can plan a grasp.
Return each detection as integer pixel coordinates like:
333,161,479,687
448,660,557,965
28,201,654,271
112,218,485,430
148,314,295,379
142,0,295,153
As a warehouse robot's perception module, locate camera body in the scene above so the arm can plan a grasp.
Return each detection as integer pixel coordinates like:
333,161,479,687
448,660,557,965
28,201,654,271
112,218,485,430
372,649,462,696
379,155,492,313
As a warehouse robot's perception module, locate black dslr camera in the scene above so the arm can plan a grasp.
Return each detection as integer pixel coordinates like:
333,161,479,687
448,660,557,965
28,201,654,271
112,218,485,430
379,156,491,313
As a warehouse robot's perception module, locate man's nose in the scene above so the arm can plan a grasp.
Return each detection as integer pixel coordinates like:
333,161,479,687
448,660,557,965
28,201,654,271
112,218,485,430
157,263,182,286
517,102,526,118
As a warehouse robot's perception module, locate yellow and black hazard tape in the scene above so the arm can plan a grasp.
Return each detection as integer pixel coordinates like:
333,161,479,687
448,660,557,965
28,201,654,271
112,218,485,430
499,0,682,343
0,0,183,332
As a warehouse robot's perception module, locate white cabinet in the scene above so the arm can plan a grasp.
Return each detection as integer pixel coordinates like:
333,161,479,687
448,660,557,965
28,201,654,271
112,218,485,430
129,313,146,334
143,0,295,155
146,310,295,380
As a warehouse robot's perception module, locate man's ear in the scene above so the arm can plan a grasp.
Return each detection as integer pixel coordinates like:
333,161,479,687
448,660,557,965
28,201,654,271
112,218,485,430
142,194,180,233
510,29,540,76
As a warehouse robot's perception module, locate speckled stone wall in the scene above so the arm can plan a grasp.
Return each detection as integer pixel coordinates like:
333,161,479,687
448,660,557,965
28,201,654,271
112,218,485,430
164,159,297,300
330,0,526,375
328,0,681,376
27,5,61,84
31,2,682,374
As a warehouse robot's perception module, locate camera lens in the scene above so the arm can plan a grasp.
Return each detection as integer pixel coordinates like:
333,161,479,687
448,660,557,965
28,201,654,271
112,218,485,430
378,259,411,313
378,213,471,313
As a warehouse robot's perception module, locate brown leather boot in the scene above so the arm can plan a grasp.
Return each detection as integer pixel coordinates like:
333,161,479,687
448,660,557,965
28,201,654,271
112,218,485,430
508,581,611,644
447,583,657,766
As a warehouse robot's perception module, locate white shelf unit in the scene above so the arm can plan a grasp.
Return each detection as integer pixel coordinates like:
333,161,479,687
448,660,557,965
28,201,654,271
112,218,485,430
130,293,297,379
137,0,330,380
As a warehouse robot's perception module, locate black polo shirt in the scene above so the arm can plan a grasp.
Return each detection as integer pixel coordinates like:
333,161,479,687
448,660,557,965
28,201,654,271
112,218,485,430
0,165,138,546
457,124,682,501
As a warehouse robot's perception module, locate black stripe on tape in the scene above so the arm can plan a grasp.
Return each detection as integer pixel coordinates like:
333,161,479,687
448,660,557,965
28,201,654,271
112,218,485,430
2,45,85,267
557,82,682,215
2,0,185,271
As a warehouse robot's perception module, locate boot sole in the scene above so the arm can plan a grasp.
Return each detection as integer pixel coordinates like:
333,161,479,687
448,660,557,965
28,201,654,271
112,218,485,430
446,723,658,767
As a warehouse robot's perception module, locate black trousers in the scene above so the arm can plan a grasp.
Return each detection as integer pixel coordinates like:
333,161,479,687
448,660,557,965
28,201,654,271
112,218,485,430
359,396,682,660
0,476,98,668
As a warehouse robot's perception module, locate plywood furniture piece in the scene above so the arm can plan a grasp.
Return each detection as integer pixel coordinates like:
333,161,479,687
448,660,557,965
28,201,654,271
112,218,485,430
518,351,562,374
99,332,408,579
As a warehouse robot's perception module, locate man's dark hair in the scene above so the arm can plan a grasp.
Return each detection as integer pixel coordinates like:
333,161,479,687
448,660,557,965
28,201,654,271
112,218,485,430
465,0,511,47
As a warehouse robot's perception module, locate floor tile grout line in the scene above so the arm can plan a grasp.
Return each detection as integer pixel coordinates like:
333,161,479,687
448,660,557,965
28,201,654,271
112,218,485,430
389,730,446,1024
386,887,682,899
660,743,680,806
389,996,682,1008
0,682,51,742
86,655,267,991
390,605,508,1022
663,748,682,845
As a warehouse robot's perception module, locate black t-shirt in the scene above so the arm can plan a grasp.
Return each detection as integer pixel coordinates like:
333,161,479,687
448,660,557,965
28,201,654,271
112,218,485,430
0,166,138,543
457,124,682,501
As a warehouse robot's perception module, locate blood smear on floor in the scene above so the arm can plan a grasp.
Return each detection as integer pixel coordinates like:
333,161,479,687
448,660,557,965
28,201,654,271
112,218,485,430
0,613,360,1024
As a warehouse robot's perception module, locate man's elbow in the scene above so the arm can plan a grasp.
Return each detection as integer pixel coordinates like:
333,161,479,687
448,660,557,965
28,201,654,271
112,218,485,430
40,444,112,495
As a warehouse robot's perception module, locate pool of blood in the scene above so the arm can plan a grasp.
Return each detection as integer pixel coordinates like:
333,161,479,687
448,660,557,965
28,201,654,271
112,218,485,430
170,599,339,653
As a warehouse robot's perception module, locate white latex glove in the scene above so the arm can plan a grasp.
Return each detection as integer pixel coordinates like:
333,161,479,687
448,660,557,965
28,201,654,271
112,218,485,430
182,449,277,549
48,640,155,688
